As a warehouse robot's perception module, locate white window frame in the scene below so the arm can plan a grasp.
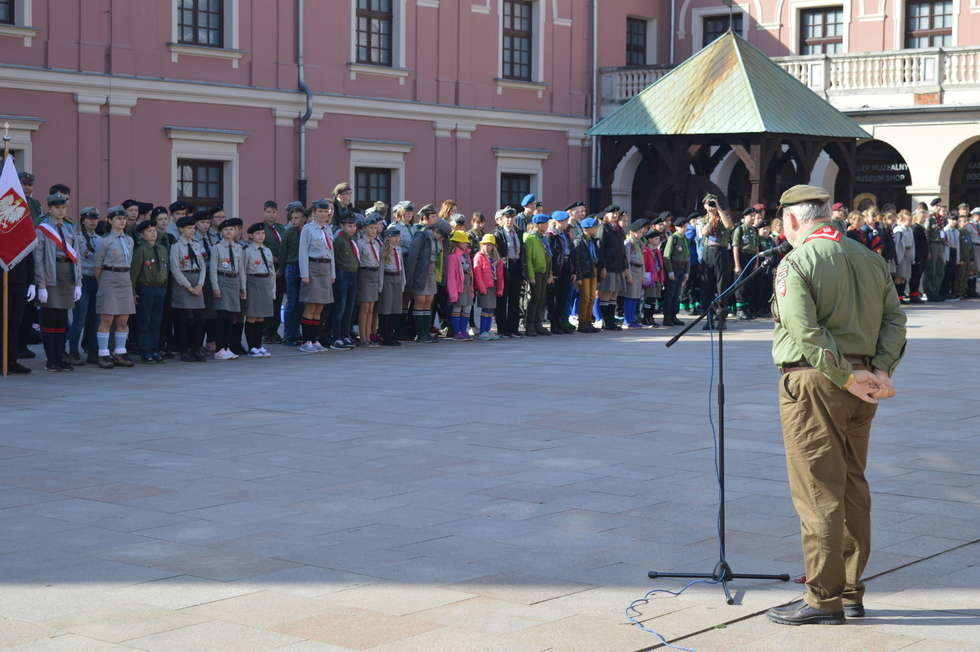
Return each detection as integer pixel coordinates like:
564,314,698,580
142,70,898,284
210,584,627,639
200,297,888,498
791,1,850,55
167,126,246,218
0,115,41,173
493,146,550,209
346,138,412,206
692,6,748,48
497,0,546,83
348,0,410,83
0,0,37,46
169,0,244,68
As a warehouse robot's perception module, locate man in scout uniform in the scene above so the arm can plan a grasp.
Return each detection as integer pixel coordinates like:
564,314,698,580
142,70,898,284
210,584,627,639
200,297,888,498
767,185,906,627
522,213,552,336
260,200,287,343
733,206,761,320
19,172,41,222
662,213,691,327
596,204,627,331
35,193,81,372
698,194,735,330
332,182,355,229
131,220,170,363
922,199,946,300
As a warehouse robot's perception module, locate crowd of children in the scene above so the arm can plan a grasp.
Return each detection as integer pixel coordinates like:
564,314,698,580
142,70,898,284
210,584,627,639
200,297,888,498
5,173,975,375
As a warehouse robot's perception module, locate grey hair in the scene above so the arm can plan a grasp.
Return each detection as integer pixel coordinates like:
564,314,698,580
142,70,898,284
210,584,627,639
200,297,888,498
787,200,831,223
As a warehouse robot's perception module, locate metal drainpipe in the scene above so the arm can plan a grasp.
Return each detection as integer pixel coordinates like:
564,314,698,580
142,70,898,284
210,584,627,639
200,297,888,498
297,0,313,205
670,0,676,64
590,0,598,195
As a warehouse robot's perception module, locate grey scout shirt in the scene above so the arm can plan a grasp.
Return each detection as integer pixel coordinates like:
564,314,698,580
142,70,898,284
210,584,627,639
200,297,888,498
73,229,102,277
94,232,134,270
298,221,336,281
170,237,206,289
210,240,247,289
35,222,82,290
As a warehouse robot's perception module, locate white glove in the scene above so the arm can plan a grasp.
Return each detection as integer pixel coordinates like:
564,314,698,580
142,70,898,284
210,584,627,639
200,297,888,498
73,286,82,302
25,284,35,302
38,287,48,304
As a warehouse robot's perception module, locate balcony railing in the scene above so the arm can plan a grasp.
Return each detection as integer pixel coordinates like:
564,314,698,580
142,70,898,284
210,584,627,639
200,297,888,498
600,46,980,105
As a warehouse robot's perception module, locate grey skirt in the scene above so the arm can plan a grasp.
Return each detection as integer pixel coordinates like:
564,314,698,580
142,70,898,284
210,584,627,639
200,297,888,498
300,260,333,304
477,290,497,309
379,273,405,315
43,261,76,310
597,270,626,294
414,261,437,297
214,272,242,313
622,267,644,299
453,276,473,308
358,268,381,302
96,269,135,315
245,274,275,318
172,284,205,310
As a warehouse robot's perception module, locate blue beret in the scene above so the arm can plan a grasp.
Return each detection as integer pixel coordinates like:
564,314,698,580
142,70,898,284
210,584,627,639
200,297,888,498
551,210,569,221
531,214,550,224
106,205,126,219
521,194,537,207
580,217,598,229
46,193,67,206
310,198,331,210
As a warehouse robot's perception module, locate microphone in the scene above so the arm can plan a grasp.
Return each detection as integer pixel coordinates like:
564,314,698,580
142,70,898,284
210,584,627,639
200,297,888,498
758,240,791,259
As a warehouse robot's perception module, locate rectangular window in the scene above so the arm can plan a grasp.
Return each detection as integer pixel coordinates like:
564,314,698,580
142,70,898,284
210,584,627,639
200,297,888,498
502,0,533,81
354,167,392,213
177,159,224,212
178,0,224,48
0,0,13,24
356,0,393,66
626,17,648,66
800,7,844,54
703,13,742,47
905,0,953,48
500,173,532,209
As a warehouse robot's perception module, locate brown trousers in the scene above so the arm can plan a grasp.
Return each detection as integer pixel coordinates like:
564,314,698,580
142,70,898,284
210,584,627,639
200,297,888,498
577,277,597,326
778,368,877,612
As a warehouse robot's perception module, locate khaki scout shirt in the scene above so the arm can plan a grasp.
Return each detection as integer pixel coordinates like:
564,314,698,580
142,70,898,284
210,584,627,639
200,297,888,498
771,221,907,388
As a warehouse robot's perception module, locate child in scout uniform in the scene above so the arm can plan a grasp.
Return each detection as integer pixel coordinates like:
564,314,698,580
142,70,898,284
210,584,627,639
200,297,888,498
356,215,383,347
404,207,450,343
662,213,691,326
149,206,177,358
193,211,220,351
281,202,308,345
642,230,666,327
522,213,553,336
209,217,247,360
170,215,207,362
446,229,475,341
572,216,600,333
546,210,576,334
622,218,649,329
473,234,505,341
597,205,627,331
243,222,276,357
493,206,524,338
131,220,170,364
378,226,406,346
331,213,360,350
68,207,102,366
298,199,335,353
733,207,761,320
93,206,136,369
35,193,82,372
260,200,287,343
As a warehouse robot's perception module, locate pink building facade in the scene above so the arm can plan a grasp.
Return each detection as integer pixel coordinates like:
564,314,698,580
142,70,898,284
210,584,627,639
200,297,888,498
1,0,979,219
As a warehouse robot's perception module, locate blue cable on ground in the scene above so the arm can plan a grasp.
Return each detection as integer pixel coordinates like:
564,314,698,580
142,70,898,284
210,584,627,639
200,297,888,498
625,578,719,651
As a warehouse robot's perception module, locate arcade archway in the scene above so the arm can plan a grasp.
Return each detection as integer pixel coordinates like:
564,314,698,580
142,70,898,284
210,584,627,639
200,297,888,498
854,140,912,210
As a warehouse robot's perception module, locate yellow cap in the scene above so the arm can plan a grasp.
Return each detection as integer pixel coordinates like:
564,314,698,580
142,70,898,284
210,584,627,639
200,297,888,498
480,233,497,247
450,230,470,244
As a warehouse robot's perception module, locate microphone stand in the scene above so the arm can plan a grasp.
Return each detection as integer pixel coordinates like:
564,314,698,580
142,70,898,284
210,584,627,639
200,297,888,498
649,254,790,605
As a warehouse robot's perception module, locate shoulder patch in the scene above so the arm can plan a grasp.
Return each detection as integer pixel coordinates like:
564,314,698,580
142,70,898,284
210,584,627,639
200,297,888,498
803,226,842,244
775,265,789,296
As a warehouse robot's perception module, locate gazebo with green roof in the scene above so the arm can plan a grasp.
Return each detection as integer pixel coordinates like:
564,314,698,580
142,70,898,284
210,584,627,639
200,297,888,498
588,31,871,214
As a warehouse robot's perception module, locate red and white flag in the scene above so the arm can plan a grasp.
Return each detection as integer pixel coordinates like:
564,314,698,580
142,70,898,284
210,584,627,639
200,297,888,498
0,154,36,271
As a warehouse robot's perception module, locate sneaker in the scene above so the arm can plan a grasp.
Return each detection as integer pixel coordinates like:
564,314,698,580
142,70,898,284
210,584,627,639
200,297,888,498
343,337,355,348
248,348,265,357
214,349,237,360
455,333,472,342
329,340,348,351
58,361,74,371
258,347,272,357
478,332,493,341
141,355,157,364
45,362,63,373
153,353,166,364
66,353,84,367
298,342,318,353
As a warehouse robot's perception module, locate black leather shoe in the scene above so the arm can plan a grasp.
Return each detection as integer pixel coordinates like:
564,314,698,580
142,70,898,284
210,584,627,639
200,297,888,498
8,362,31,374
97,356,115,369
111,354,135,368
767,600,845,626
843,603,865,618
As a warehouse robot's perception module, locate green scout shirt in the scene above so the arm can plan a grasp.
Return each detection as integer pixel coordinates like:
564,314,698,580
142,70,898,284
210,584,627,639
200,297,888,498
732,225,759,254
522,231,552,279
924,215,944,243
959,227,974,262
130,241,170,286
263,222,287,263
282,225,301,266
663,231,690,275
771,222,907,388
26,196,41,222
333,233,360,273
701,217,733,248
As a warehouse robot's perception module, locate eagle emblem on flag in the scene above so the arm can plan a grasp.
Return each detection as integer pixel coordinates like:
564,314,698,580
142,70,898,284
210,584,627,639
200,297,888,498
0,188,28,234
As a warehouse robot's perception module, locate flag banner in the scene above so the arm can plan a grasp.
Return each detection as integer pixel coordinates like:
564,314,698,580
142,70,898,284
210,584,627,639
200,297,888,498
0,154,36,272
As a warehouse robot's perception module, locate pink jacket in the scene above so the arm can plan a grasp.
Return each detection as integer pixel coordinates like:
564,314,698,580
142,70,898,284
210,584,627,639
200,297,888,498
473,252,505,297
643,246,666,286
446,249,468,303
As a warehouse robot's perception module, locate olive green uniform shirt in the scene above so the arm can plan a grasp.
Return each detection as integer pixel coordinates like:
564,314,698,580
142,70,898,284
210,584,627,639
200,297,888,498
282,226,301,266
771,222,907,388
663,231,690,275
701,217,733,248
733,225,759,254
959,227,974,262
131,241,171,286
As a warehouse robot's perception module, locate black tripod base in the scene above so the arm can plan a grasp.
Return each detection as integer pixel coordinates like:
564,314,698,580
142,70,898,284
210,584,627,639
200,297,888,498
648,562,791,605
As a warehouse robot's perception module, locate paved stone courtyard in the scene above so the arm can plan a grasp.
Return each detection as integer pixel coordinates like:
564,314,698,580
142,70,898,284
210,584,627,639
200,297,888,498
0,303,977,651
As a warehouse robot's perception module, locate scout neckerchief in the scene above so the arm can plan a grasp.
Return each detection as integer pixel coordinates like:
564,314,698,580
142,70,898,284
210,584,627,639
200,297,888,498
318,223,333,251
38,222,79,263
113,232,130,263
349,235,360,262
258,246,271,273
802,225,842,245
267,223,282,243
152,243,161,271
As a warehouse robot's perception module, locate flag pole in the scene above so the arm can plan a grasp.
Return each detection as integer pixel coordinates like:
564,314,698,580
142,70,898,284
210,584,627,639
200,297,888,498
2,121,10,377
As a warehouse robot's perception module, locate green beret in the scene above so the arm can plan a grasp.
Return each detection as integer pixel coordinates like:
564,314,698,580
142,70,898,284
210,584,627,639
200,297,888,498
779,184,831,206
332,182,352,196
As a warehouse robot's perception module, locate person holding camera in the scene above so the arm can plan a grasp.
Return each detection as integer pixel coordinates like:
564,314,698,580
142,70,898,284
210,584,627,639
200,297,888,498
698,194,735,330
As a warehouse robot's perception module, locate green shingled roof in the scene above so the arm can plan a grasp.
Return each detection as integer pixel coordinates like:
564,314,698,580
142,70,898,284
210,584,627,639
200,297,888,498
588,32,871,139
